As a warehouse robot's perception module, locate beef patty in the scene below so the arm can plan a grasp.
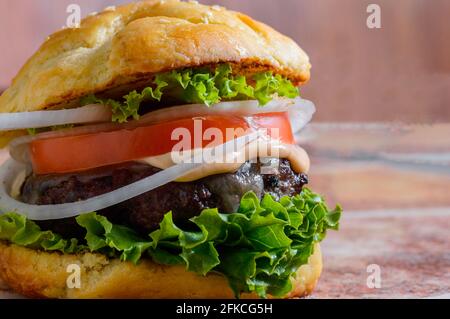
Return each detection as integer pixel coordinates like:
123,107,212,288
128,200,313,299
21,159,308,238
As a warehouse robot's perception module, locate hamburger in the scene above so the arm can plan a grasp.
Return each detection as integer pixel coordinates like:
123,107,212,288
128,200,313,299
0,0,341,299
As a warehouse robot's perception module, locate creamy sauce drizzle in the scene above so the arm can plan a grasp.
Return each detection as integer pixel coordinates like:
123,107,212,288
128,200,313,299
138,140,310,182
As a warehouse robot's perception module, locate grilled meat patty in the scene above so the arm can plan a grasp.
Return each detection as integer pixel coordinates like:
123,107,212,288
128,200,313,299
21,159,308,238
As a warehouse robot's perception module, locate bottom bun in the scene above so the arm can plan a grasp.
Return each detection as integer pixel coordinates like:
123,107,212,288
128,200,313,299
0,241,322,299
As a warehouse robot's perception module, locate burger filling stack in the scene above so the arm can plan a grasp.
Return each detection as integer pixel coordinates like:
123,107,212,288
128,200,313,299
0,0,341,299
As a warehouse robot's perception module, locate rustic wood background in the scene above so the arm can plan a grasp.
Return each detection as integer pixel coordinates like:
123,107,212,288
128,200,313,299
0,0,449,122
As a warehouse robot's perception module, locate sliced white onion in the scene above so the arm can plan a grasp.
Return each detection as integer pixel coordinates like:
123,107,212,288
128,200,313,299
0,133,260,220
140,98,295,122
3,97,312,134
0,104,112,130
149,97,315,135
287,98,316,135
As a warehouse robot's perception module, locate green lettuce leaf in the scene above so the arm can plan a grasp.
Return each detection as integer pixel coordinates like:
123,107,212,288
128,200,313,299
0,213,82,253
80,64,299,123
0,188,341,298
26,124,75,136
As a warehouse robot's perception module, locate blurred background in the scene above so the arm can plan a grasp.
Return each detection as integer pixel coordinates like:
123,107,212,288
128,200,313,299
0,0,449,298
0,0,449,122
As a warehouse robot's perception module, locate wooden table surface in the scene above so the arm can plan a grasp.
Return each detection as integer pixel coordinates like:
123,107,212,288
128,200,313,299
0,123,449,299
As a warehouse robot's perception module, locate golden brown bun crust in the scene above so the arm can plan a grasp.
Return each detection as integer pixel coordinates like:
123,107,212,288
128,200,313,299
0,0,310,115
0,241,321,299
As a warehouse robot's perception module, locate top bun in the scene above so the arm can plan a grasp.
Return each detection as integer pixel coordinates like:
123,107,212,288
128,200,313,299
0,0,310,114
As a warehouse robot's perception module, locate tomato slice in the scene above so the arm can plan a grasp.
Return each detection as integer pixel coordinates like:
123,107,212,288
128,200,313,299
250,112,294,141
30,113,294,175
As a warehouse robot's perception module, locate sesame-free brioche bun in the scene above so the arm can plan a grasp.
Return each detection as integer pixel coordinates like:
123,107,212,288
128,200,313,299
0,0,310,116
0,241,322,299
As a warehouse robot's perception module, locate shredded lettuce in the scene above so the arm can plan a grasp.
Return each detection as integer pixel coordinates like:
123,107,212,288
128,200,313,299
80,64,300,123
0,189,341,298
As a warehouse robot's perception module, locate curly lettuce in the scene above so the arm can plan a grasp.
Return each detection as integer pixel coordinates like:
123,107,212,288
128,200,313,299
0,213,83,253
0,189,341,298
80,64,300,123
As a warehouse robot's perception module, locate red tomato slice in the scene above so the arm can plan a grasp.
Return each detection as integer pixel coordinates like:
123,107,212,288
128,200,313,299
250,112,294,141
30,113,294,175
